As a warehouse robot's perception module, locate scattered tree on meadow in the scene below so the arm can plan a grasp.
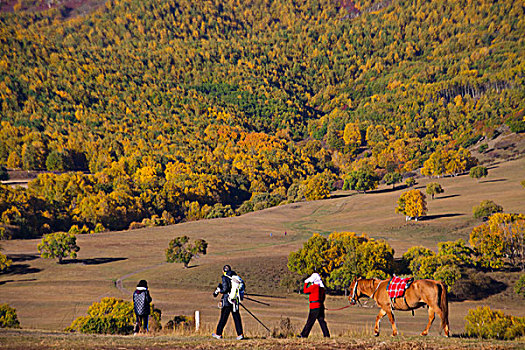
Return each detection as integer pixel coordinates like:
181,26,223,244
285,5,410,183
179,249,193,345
37,232,80,264
472,200,503,219
426,182,444,200
395,189,427,220
165,236,208,268
343,168,379,193
383,172,403,189
469,166,488,181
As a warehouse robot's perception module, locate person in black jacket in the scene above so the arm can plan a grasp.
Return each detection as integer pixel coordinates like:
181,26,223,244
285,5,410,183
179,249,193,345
133,280,152,334
212,265,244,340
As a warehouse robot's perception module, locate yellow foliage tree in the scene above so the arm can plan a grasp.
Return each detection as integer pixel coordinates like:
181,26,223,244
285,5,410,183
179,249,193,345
396,189,427,220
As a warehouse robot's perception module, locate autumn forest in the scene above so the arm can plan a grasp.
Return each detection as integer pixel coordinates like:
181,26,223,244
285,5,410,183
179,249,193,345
0,0,524,239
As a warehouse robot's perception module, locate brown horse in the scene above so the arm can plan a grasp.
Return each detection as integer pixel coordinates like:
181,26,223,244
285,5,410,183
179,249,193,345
348,277,450,337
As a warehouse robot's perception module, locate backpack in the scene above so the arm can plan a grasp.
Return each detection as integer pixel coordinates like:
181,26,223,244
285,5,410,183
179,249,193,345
228,274,245,306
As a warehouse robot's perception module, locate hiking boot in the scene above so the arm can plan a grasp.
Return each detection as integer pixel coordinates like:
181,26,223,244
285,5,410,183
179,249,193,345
236,335,244,340
212,333,222,339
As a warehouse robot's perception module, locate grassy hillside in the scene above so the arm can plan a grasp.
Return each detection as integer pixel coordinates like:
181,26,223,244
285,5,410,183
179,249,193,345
1,157,523,340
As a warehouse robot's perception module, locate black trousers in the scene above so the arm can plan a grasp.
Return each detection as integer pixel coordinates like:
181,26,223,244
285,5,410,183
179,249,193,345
216,304,243,336
134,314,149,333
300,307,330,337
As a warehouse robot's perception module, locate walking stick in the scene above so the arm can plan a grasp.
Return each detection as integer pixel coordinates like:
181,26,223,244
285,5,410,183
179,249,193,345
245,293,286,299
243,296,270,306
240,303,271,333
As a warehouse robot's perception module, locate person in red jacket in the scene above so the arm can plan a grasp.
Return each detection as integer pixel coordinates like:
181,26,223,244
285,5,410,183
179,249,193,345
297,272,330,338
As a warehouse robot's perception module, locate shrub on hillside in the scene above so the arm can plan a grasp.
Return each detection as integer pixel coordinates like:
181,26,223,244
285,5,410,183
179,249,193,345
0,304,20,328
67,297,134,334
469,166,488,181
66,297,158,334
515,274,525,298
472,200,503,219
465,306,525,340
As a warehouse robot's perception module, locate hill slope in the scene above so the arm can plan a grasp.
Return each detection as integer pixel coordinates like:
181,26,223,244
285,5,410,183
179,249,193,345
1,157,524,337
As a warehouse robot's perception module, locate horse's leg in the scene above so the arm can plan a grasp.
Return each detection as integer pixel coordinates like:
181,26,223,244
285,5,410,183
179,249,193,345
374,309,387,336
421,307,435,336
386,309,398,336
434,307,450,337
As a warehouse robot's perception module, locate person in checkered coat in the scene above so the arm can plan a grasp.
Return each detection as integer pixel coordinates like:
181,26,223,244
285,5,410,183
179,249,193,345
133,280,152,334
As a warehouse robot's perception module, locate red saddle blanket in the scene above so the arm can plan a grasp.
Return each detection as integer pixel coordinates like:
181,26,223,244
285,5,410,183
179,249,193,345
387,276,413,299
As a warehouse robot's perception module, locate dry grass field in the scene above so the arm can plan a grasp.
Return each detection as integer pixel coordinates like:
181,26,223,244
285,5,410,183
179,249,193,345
1,157,524,348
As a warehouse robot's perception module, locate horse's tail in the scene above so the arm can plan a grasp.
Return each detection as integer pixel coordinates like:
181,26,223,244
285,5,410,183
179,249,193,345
438,281,449,334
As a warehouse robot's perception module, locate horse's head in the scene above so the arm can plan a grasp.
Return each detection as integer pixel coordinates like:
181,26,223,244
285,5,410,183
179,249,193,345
348,277,363,306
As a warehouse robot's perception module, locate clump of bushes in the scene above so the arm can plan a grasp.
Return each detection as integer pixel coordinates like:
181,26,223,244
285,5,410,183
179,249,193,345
164,315,194,332
465,306,525,340
67,297,161,335
0,304,20,328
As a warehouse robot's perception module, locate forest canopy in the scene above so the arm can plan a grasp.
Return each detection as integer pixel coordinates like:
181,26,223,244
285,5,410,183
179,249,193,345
1,0,523,237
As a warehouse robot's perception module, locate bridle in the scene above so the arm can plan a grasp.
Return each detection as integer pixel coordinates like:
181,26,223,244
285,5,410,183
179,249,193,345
350,278,382,306
349,279,361,306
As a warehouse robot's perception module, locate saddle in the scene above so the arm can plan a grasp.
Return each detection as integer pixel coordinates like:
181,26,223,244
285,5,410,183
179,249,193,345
387,275,414,311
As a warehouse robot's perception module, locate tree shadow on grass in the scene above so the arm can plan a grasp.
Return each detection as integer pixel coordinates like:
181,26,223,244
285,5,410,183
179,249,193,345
330,192,358,199
480,178,506,183
0,278,37,286
9,253,39,263
435,194,460,200
3,263,41,276
61,257,127,265
368,184,408,194
420,213,463,221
